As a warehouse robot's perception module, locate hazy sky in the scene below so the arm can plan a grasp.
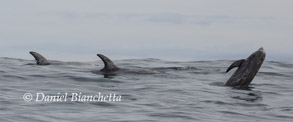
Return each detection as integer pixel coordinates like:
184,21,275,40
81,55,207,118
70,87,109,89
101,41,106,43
0,0,292,61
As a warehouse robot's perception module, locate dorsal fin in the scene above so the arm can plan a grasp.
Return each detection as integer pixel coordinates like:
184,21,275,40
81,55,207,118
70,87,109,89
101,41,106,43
226,59,245,73
97,54,119,72
29,51,50,65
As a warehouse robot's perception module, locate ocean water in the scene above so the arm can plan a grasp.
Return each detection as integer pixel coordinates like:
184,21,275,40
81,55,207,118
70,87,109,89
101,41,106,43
0,57,293,122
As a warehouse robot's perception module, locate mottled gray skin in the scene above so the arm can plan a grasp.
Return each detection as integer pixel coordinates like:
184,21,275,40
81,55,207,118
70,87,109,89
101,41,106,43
96,54,157,74
29,51,50,65
225,47,266,88
29,51,92,65
97,54,119,72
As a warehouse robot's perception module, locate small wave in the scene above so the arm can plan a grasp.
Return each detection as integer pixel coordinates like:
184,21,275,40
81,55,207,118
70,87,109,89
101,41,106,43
66,75,123,83
89,102,116,107
154,66,198,71
230,95,263,102
0,57,26,60
270,114,293,119
148,112,197,120
140,58,162,62
268,61,293,68
189,71,211,75
28,74,49,78
119,94,137,101
209,82,225,86
280,107,293,112
201,100,232,105
2,74,27,80
261,91,281,95
25,63,36,65
218,110,248,116
258,72,292,78
228,90,263,102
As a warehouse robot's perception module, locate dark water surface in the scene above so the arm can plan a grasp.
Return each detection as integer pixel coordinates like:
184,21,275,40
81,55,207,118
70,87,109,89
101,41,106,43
0,57,293,122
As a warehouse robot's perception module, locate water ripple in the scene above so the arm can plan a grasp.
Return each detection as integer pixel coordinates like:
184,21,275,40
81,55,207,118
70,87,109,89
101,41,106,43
1,58,293,122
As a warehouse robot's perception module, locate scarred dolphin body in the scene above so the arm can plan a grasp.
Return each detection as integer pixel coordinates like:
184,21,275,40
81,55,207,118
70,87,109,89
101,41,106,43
96,54,157,74
29,51,92,65
225,47,266,88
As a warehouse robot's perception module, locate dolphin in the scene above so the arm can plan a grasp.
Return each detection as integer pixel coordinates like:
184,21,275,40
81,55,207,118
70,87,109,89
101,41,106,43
29,51,92,65
29,51,50,65
225,47,266,88
95,54,157,75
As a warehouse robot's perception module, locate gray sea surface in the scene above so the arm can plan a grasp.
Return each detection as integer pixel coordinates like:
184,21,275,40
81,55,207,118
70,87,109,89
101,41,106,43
0,57,293,122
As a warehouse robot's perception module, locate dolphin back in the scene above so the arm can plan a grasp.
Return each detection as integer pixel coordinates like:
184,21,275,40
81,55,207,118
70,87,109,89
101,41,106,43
97,54,119,72
29,51,50,65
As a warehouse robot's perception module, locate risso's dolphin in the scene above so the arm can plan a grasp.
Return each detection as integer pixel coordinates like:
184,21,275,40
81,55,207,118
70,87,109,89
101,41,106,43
29,51,92,65
29,51,50,65
95,54,157,75
225,47,266,88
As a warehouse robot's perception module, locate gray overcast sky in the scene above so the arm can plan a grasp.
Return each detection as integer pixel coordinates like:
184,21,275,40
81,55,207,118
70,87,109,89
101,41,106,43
0,0,292,61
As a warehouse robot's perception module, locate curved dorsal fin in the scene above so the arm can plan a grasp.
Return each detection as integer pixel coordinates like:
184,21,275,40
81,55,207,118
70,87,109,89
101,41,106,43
29,51,50,65
97,54,119,72
226,59,245,73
